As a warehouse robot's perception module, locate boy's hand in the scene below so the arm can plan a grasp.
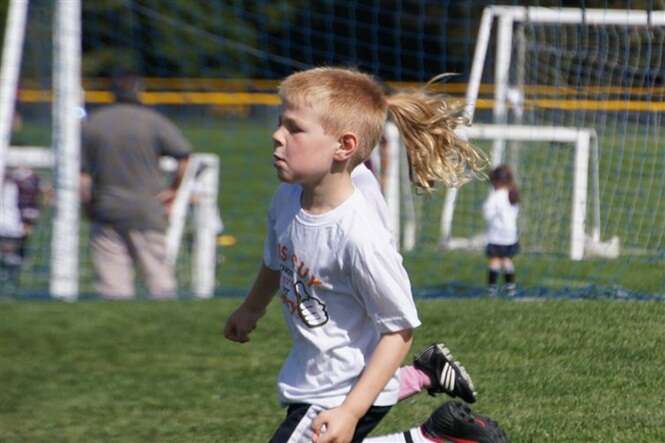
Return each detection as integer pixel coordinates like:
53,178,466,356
224,265,279,343
311,406,359,443
223,305,265,343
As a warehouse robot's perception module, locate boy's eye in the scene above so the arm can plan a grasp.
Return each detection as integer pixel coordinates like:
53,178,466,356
285,122,302,133
276,116,301,133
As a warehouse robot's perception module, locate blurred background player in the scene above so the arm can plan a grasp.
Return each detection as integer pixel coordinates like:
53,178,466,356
80,70,191,299
0,166,43,287
0,111,45,288
0,172,25,286
483,165,520,297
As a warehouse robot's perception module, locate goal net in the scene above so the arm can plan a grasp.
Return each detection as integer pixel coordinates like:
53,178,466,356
1,1,220,299
3,2,661,298
447,6,662,260
383,6,664,296
3,147,220,299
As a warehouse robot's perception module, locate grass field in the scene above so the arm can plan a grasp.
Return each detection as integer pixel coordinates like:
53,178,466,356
1,297,665,442
4,114,664,442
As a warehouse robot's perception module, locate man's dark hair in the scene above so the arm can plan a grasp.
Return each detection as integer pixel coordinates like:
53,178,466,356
111,69,144,104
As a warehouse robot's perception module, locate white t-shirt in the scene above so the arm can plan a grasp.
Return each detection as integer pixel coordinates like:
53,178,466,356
283,163,395,248
350,163,395,244
0,179,23,238
483,188,519,245
263,184,421,409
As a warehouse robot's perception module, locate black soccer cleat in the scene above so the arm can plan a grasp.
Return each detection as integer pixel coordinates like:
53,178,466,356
421,401,509,443
413,343,477,403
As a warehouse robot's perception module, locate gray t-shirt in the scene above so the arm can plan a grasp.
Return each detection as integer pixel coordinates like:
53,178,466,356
81,104,191,231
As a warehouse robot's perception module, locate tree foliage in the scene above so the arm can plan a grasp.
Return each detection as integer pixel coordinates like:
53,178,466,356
1,0,663,81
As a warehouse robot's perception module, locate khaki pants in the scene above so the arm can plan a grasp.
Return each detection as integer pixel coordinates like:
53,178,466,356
90,224,176,299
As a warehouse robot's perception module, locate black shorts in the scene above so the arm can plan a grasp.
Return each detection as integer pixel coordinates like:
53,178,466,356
269,403,392,443
485,242,520,258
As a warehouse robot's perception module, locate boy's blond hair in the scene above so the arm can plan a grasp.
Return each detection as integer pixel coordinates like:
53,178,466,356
279,67,487,190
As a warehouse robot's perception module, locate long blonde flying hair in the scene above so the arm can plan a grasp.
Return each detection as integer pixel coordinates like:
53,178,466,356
387,74,487,190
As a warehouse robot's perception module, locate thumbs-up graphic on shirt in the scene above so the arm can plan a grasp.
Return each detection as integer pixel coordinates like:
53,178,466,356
294,281,328,328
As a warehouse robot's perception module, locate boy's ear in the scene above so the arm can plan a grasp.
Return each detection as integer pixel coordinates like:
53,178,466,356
334,133,358,161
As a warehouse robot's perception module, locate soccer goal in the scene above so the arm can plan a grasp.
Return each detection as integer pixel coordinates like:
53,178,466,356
0,0,221,299
384,6,662,262
4,145,220,300
442,123,621,260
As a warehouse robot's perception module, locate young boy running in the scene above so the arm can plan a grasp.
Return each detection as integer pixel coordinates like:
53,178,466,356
224,67,505,443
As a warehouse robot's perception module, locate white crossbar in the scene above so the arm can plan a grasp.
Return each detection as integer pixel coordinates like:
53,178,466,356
490,6,665,26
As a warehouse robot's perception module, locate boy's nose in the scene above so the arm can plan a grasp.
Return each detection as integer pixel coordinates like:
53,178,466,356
272,129,284,147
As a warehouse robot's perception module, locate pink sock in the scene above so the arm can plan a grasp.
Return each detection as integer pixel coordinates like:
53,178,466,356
397,365,431,401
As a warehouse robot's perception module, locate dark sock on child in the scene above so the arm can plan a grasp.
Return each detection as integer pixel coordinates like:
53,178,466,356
488,269,499,285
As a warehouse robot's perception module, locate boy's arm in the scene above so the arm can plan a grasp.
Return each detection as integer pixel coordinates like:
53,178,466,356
343,328,413,415
223,264,280,343
312,328,413,443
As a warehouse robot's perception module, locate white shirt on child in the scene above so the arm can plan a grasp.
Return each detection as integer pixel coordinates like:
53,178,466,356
264,184,421,409
350,163,395,244
483,188,519,245
0,180,23,238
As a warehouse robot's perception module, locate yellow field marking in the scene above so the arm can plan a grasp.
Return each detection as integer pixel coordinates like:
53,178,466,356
19,77,665,96
217,235,237,247
18,88,665,111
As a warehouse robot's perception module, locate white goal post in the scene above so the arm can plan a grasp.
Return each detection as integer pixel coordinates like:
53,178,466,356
377,6,664,260
463,6,665,156
382,121,619,260
1,0,221,299
381,121,416,252
439,6,663,260
0,0,28,190
163,153,221,298
0,0,81,299
444,124,621,260
51,0,82,299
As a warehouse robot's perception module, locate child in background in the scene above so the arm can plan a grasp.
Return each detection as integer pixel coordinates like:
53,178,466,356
0,174,24,284
0,166,42,286
483,165,520,297
224,67,505,443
